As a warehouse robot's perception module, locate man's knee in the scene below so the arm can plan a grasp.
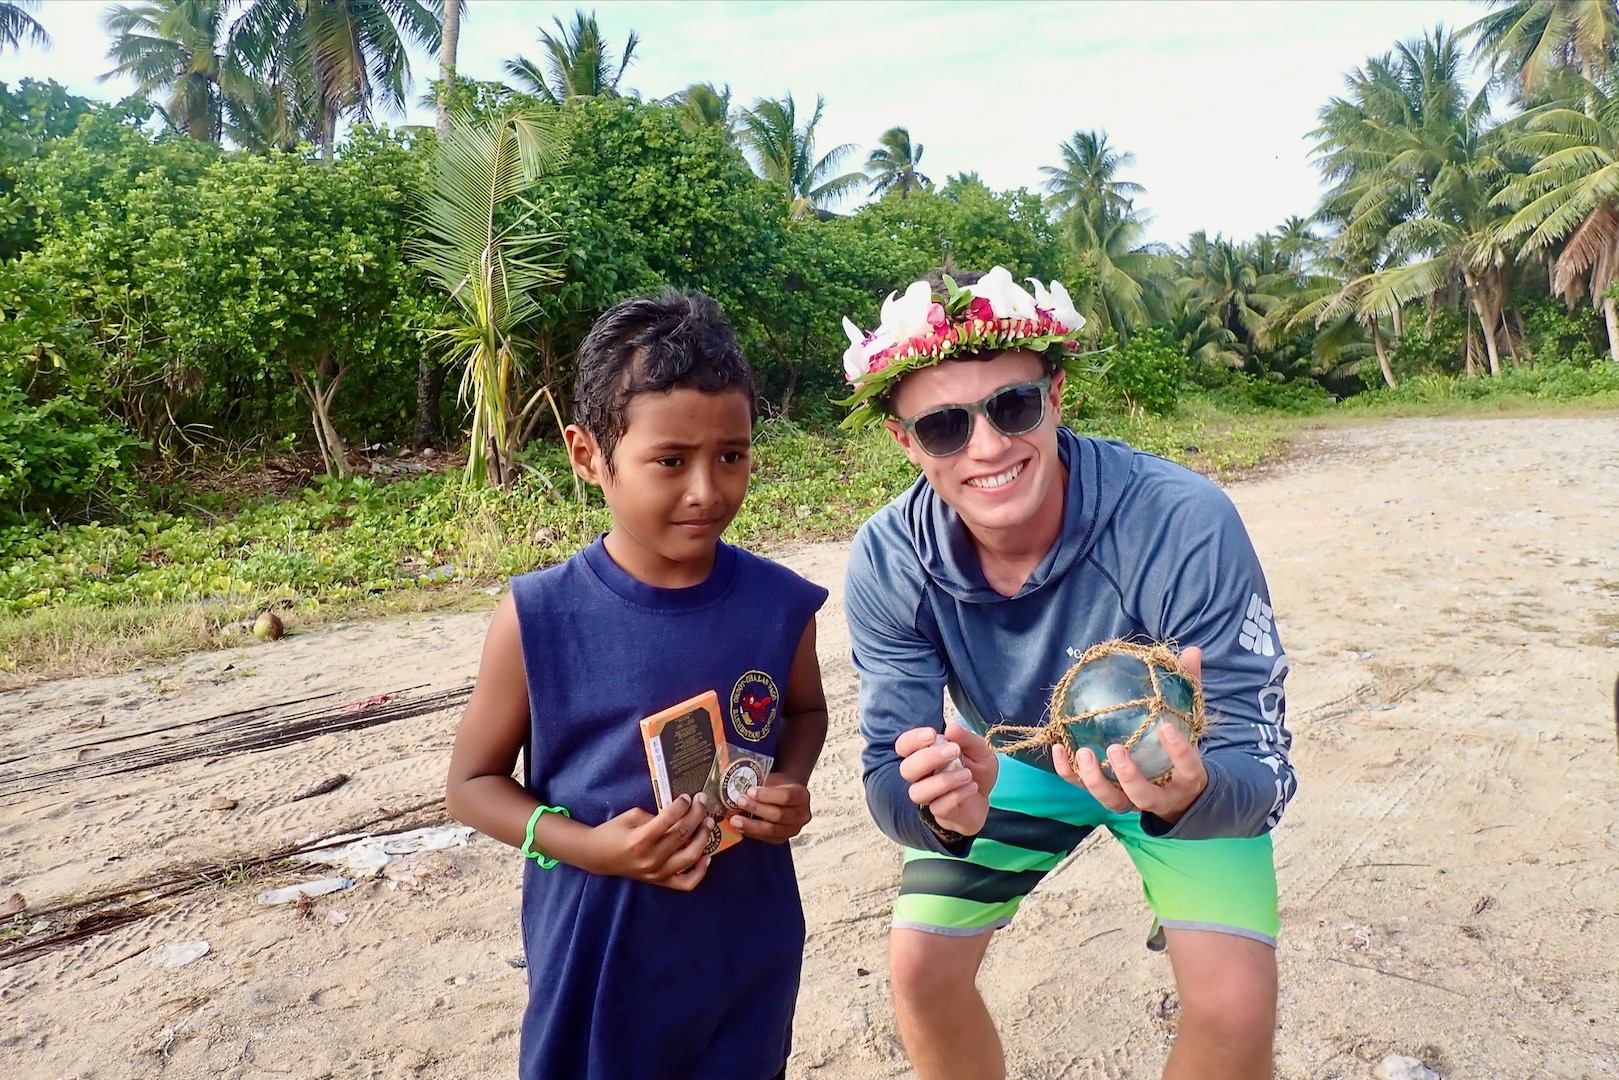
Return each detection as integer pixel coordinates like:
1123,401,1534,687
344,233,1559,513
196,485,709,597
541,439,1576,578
1174,936,1277,1037
1180,976,1275,1038
889,927,992,1005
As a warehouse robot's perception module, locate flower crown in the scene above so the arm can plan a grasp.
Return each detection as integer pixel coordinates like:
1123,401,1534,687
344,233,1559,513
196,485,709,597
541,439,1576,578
837,266,1086,428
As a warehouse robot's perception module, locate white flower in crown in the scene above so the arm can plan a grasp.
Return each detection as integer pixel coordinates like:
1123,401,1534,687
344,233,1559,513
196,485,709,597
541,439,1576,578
839,265,1087,393
1028,278,1085,335
962,266,1039,321
842,317,896,382
841,317,871,382
880,280,937,344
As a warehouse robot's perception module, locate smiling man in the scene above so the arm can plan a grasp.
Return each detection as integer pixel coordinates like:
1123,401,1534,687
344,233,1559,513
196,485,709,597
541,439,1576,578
841,268,1297,1080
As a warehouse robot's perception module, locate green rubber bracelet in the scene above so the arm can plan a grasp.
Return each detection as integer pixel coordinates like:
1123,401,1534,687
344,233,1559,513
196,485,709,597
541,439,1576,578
522,804,570,868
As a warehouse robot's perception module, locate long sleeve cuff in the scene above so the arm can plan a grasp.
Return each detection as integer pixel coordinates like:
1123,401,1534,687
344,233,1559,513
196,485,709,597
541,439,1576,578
1139,757,1278,840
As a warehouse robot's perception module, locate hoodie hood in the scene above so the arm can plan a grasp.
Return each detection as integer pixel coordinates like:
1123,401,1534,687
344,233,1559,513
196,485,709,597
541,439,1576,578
901,427,1135,603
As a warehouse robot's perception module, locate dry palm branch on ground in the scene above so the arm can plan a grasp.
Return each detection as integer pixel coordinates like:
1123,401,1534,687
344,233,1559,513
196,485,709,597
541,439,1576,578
0,685,472,799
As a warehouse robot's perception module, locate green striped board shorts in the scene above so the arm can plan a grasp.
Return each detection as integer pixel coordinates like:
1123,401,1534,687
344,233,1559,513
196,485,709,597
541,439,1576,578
895,754,1280,947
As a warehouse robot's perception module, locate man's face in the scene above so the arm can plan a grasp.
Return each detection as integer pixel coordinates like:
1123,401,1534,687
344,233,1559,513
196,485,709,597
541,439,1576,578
884,350,1065,538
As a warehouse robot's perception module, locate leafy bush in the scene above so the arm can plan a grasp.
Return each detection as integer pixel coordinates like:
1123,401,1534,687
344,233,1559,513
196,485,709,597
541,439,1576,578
1519,294,1607,367
1185,362,1331,414
1343,363,1619,408
1101,328,1185,415
0,384,142,523
1382,305,1468,383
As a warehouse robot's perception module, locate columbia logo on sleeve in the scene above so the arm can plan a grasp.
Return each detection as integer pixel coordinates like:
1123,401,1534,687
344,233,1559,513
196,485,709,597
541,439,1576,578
1238,594,1276,657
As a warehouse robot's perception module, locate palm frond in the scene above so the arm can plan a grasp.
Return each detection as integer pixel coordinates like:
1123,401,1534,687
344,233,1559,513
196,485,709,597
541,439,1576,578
410,108,567,484
1554,200,1619,302
0,0,50,50
1355,255,1458,317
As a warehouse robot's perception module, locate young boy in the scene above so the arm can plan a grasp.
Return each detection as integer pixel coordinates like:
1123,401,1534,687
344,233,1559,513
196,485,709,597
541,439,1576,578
446,290,829,1080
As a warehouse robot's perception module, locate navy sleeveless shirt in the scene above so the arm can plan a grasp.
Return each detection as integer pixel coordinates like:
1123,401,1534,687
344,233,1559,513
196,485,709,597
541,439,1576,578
509,538,827,1079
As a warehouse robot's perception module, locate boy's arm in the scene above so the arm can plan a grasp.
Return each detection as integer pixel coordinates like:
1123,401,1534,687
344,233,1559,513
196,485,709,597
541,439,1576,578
729,617,827,843
445,593,718,888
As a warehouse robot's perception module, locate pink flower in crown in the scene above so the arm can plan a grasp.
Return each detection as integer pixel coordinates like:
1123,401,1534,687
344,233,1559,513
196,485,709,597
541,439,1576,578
968,296,996,323
926,302,947,328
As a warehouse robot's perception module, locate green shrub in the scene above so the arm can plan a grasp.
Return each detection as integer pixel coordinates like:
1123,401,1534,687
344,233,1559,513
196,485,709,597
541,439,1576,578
1344,363,1619,408
1379,306,1468,384
0,384,143,523
1519,294,1607,368
1186,364,1331,414
1102,328,1185,416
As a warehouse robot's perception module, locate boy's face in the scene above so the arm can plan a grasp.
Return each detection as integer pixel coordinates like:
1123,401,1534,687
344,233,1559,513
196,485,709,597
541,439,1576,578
884,349,1066,542
567,388,753,587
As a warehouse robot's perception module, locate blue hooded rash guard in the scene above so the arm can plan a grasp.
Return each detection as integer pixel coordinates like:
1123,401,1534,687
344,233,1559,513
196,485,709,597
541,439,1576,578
846,428,1297,854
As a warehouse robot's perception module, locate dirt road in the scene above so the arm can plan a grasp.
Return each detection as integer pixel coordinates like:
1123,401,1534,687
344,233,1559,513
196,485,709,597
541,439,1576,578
2,414,1615,1079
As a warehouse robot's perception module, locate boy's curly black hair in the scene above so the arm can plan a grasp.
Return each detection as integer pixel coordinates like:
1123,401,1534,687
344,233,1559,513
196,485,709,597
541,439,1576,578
573,289,757,472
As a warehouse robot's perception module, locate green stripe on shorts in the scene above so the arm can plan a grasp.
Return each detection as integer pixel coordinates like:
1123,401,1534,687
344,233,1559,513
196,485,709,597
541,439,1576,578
893,755,1280,945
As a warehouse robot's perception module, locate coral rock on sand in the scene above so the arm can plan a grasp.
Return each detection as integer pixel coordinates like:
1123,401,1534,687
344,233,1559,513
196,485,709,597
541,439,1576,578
1374,1055,1440,1080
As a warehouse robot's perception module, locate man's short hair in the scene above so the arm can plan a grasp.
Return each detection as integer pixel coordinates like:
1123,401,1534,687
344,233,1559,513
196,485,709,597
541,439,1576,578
573,289,756,471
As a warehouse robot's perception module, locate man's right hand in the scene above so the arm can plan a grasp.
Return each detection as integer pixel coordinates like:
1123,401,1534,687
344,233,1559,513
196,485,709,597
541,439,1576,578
896,725,998,837
580,793,716,891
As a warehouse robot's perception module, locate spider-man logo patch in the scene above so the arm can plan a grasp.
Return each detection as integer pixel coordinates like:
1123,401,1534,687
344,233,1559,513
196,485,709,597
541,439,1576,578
729,670,780,743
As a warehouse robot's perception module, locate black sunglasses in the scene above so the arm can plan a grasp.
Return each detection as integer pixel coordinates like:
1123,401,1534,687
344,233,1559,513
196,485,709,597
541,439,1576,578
896,377,1052,457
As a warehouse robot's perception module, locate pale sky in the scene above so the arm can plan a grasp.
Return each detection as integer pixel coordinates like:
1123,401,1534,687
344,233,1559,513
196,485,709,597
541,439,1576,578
2,0,1483,245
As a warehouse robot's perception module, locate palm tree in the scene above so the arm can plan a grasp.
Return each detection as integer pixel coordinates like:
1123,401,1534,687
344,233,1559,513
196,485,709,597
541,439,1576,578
0,1,48,52
101,1,252,143
411,0,464,449
1313,29,1517,375
865,125,930,198
1467,0,1619,100
434,0,461,139
1041,130,1145,223
232,0,442,165
669,82,733,140
1177,232,1287,366
1274,215,1325,273
1067,211,1170,343
1265,238,1392,386
737,93,863,220
1497,74,1619,361
1040,129,1162,341
504,9,637,104
410,110,567,486
1289,243,1403,388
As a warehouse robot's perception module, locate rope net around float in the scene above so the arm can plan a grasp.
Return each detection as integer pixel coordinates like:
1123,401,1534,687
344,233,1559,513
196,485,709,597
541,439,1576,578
985,640,1207,780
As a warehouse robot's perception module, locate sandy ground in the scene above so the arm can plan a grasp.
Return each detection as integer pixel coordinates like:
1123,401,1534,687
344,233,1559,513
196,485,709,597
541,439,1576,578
2,414,1617,1080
